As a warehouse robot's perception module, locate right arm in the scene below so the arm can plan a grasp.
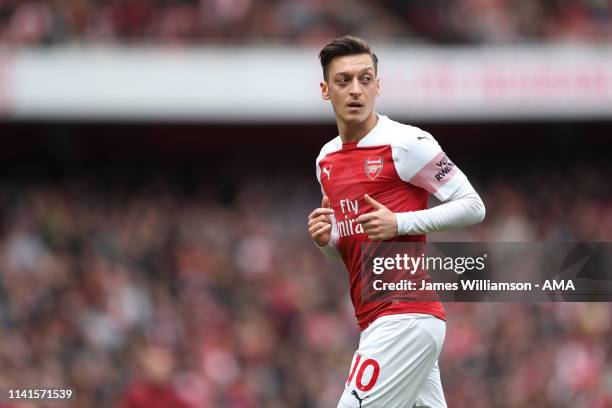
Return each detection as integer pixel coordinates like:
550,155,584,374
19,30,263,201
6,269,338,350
307,195,343,261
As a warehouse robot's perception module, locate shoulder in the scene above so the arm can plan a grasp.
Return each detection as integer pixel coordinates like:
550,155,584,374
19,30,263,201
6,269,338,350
374,116,445,181
383,116,439,150
315,136,341,183
316,136,342,165
358,115,439,151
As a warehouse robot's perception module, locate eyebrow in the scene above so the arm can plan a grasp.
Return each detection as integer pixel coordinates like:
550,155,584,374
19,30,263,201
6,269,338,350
334,67,375,78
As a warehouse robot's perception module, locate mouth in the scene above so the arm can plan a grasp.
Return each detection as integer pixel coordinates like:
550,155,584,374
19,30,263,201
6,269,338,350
347,102,363,109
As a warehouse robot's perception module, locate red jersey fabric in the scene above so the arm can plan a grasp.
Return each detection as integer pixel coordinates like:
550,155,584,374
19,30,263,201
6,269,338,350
316,115,467,330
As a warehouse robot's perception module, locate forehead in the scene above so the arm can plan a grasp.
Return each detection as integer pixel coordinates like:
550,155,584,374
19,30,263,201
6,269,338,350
328,54,376,77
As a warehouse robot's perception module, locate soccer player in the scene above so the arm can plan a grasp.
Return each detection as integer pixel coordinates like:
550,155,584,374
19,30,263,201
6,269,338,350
307,36,486,408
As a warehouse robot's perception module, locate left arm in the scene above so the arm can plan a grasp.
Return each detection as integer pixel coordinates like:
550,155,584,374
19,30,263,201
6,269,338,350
396,177,485,235
356,180,485,240
356,128,485,240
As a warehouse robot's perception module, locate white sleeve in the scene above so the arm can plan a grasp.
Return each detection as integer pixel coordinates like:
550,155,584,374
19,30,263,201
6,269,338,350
396,178,485,235
393,129,468,201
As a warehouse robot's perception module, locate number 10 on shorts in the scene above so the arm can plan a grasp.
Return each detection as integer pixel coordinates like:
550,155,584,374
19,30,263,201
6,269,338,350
347,354,380,392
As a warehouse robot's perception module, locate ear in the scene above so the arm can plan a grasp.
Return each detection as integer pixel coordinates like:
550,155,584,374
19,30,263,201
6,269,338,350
320,81,330,100
376,77,380,97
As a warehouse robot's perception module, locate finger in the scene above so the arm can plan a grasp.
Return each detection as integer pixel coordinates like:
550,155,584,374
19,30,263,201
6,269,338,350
364,194,386,210
316,213,332,224
309,207,335,219
310,219,331,229
308,215,331,228
309,220,330,232
312,223,332,238
362,224,377,235
322,195,330,208
360,221,373,232
356,213,376,224
309,213,331,223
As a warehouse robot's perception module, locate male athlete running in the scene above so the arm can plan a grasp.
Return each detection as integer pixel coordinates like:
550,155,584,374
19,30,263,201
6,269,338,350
307,36,486,407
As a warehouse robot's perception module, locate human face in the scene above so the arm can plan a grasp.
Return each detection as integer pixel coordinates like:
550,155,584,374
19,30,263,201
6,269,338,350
320,54,380,128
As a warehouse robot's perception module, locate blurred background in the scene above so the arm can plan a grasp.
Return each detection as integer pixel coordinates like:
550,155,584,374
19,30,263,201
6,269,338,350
1,1,612,407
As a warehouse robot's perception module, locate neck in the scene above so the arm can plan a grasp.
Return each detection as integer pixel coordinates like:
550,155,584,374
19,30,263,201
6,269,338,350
338,112,378,143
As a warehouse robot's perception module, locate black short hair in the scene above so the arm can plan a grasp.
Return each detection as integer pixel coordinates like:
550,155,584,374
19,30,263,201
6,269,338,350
319,36,378,81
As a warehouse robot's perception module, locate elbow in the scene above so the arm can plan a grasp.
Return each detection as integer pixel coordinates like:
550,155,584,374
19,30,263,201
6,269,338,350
460,193,485,227
473,195,486,224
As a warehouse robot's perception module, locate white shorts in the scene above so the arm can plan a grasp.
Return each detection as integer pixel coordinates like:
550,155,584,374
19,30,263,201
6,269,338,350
337,313,447,408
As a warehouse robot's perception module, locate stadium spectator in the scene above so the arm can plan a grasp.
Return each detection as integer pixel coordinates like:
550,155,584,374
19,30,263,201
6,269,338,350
1,0,611,45
0,162,610,407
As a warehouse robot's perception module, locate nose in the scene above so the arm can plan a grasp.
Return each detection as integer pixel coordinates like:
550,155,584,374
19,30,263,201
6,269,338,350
349,78,361,97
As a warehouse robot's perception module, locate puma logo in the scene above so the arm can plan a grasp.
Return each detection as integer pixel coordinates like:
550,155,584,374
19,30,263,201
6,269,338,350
351,390,370,407
322,165,332,180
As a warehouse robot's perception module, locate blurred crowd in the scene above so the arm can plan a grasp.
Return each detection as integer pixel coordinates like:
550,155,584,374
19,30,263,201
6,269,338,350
0,161,611,408
0,0,611,46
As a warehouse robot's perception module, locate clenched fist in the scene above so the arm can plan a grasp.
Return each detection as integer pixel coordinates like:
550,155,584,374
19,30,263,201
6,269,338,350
308,196,335,247
356,194,398,241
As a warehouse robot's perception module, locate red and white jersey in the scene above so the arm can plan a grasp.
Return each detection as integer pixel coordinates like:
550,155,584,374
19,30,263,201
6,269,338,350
316,114,467,330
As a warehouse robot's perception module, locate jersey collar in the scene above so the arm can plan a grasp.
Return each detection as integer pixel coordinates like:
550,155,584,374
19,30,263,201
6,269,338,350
341,113,386,149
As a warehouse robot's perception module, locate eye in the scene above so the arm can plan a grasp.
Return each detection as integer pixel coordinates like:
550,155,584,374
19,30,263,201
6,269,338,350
337,77,347,85
361,75,372,82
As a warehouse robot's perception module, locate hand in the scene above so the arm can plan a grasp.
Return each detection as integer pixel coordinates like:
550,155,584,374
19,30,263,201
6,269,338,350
308,196,335,247
356,194,398,241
